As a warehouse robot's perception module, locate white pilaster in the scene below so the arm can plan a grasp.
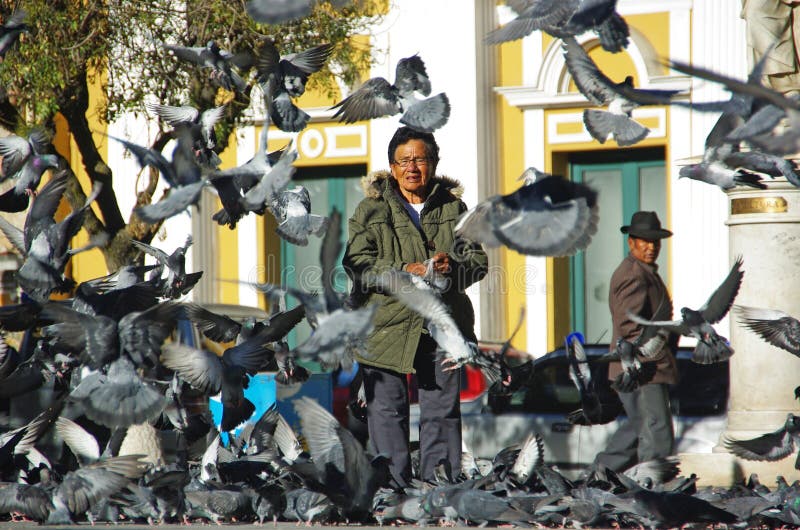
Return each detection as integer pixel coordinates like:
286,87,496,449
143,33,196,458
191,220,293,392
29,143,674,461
236,127,259,306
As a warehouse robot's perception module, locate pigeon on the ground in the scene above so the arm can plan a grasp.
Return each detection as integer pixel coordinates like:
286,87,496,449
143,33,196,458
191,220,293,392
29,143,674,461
455,172,598,257
0,454,147,524
604,482,738,527
294,396,390,521
331,54,450,132
510,433,545,485
486,0,629,53
629,256,744,364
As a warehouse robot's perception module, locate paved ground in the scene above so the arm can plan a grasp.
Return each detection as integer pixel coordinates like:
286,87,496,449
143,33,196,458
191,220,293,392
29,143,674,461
0,521,476,530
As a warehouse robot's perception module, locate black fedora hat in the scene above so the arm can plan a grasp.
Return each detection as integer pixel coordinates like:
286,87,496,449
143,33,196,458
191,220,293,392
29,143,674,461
620,211,672,240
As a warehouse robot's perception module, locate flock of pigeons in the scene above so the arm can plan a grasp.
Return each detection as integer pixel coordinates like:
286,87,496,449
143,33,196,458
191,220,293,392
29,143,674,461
0,0,798,526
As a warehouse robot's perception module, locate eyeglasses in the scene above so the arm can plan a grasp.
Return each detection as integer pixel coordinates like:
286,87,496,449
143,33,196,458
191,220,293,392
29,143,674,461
393,157,432,168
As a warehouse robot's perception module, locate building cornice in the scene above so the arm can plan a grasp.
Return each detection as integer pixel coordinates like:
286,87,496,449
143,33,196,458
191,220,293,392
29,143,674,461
495,75,692,110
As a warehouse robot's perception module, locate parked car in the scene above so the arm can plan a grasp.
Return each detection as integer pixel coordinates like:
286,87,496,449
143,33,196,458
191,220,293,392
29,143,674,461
411,342,729,475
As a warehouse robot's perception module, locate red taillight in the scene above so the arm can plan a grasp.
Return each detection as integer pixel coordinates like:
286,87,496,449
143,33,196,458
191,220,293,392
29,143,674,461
460,365,486,401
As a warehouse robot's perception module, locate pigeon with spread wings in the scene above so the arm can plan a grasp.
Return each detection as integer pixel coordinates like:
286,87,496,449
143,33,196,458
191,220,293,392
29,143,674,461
486,0,629,53
562,36,682,147
566,334,622,425
255,40,334,132
629,257,744,364
0,128,60,212
331,54,450,133
735,304,800,357
455,171,598,257
374,268,481,370
164,41,246,92
724,413,800,469
246,0,352,25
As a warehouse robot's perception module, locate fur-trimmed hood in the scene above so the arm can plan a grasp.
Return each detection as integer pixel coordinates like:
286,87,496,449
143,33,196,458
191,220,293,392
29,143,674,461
360,170,464,200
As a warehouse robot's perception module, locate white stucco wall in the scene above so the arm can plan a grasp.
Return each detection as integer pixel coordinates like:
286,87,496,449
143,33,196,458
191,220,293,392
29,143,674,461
369,0,485,336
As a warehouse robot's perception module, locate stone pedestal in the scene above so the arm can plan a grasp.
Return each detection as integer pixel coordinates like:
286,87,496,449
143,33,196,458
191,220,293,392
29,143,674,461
680,180,800,486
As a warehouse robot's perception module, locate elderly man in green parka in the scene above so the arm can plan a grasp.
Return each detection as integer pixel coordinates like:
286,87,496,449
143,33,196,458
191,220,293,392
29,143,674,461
343,127,488,488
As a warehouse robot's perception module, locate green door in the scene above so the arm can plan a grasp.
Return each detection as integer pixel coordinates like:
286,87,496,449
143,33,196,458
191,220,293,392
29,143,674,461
280,168,365,351
570,160,668,343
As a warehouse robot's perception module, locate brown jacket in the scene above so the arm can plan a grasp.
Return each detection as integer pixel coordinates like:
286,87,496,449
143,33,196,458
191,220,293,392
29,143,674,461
608,254,678,385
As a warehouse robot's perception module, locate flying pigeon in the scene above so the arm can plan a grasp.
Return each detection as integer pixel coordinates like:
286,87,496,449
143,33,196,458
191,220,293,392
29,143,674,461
160,341,274,432
562,37,681,146
735,304,800,356
272,186,329,246
566,334,622,425
486,0,629,53
146,102,226,153
455,172,598,257
0,8,27,58
630,257,744,364
724,414,800,469
375,268,479,369
331,54,450,133
0,128,60,212
609,337,657,393
255,40,334,132
164,40,246,92
131,236,202,299
246,0,352,25
0,173,105,301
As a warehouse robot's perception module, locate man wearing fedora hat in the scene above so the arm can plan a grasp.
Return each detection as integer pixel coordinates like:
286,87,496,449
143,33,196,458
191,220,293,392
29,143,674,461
592,210,680,472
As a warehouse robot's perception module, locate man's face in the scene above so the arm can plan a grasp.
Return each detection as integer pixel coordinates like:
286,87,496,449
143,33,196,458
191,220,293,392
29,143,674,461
628,236,660,265
390,139,436,198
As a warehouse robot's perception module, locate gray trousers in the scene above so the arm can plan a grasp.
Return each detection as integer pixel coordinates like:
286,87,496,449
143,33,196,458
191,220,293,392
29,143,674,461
593,383,674,472
362,334,461,488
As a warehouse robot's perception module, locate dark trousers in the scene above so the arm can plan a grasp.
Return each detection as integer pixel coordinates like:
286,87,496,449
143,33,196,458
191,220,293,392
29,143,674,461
362,335,461,488
593,383,674,472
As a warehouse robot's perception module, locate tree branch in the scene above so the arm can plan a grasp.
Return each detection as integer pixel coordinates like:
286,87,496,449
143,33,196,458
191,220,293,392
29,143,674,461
58,69,126,236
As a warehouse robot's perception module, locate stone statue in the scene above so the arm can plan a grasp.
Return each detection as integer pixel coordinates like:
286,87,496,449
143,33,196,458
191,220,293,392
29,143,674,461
741,0,800,94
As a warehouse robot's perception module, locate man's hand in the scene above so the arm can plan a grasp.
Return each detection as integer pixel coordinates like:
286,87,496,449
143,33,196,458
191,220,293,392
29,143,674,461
405,262,427,276
406,252,451,276
431,251,451,274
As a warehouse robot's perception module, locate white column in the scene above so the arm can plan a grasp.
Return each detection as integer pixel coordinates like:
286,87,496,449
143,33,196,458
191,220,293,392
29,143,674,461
725,181,800,447
523,108,548,356
236,126,260,306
